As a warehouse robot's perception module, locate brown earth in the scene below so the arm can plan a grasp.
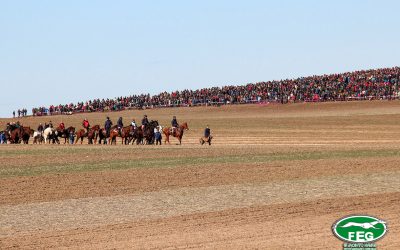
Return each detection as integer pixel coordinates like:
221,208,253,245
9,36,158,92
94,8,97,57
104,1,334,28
1,101,400,249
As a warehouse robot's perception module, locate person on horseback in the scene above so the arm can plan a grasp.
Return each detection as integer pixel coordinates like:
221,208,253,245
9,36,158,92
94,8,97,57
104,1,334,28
48,120,53,128
82,118,90,133
117,117,123,136
141,115,149,130
59,121,65,130
204,125,211,138
171,116,179,136
37,123,44,133
131,119,137,129
104,116,112,137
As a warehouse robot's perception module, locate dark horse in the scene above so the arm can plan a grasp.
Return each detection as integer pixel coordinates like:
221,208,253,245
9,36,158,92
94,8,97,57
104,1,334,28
162,122,189,145
56,126,75,144
21,127,34,144
143,120,159,144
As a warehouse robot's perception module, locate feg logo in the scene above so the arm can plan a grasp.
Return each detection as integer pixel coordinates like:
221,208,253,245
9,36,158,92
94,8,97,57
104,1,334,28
332,215,387,243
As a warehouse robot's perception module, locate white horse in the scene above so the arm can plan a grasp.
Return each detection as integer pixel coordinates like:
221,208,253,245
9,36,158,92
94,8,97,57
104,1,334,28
33,131,44,144
43,127,58,144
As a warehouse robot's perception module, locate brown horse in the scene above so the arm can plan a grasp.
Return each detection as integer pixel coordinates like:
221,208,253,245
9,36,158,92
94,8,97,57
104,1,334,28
87,125,100,144
163,122,189,145
21,127,34,144
8,127,23,144
109,126,133,145
75,129,86,144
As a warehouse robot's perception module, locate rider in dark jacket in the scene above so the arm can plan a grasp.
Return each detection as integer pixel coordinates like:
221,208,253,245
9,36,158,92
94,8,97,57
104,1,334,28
171,116,179,135
204,125,211,138
117,117,123,136
37,123,44,133
104,117,112,137
141,115,149,129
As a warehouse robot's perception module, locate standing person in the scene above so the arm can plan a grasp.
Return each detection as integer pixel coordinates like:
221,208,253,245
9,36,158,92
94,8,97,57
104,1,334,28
104,117,112,137
117,117,124,136
69,129,75,144
82,118,90,133
141,115,149,130
155,125,162,145
0,131,5,144
18,109,21,118
13,111,15,118
171,116,179,136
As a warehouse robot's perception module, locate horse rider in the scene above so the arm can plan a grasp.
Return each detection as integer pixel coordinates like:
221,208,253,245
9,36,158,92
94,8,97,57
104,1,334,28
59,121,65,130
104,117,112,137
48,120,53,128
171,116,179,136
82,118,90,133
131,119,137,128
204,125,211,139
37,123,44,134
117,117,123,136
141,115,149,130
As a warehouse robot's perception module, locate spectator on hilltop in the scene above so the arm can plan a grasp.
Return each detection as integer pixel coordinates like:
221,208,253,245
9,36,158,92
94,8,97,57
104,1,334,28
19,67,400,117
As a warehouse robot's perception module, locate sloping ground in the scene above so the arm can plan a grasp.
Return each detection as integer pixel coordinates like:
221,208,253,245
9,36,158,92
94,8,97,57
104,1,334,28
1,101,400,249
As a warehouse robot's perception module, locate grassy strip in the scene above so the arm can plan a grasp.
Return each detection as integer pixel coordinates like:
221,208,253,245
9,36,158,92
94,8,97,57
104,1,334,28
1,149,399,178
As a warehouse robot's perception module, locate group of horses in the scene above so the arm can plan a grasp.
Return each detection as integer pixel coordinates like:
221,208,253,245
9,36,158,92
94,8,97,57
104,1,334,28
4,121,189,145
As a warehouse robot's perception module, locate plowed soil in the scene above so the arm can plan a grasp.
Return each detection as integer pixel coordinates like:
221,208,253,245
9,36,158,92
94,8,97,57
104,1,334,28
1,101,400,249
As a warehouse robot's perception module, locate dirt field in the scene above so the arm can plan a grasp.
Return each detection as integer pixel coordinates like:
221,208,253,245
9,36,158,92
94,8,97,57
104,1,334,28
1,101,400,249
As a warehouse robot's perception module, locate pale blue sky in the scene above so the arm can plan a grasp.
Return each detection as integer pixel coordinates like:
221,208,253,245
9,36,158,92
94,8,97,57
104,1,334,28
1,0,399,117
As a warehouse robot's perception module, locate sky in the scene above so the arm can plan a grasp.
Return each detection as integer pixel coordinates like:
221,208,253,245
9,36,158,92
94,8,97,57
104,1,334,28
1,0,399,117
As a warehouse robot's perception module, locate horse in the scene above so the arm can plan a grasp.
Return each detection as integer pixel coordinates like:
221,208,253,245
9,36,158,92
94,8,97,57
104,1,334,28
98,128,109,144
109,125,132,145
163,122,189,145
21,127,34,144
75,129,87,144
56,126,75,144
200,136,213,145
87,125,100,144
33,131,44,144
143,120,159,145
8,127,23,144
43,127,59,144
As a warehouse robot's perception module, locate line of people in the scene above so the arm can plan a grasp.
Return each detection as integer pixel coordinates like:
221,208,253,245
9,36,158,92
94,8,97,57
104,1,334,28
24,67,400,117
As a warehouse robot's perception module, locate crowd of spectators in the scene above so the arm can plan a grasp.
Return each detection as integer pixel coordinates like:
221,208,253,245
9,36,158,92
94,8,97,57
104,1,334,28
20,67,400,117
